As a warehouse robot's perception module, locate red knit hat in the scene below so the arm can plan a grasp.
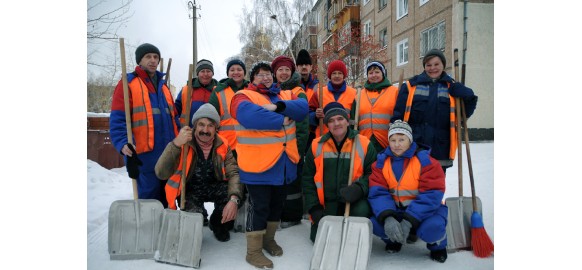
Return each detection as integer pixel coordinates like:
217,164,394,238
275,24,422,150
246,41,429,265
327,60,347,79
271,56,296,75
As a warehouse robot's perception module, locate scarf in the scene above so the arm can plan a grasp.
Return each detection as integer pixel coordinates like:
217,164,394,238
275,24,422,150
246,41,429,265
364,77,392,92
195,136,214,160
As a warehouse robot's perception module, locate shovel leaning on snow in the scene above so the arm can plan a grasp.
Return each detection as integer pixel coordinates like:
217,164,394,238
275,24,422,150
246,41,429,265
309,88,373,270
108,38,165,260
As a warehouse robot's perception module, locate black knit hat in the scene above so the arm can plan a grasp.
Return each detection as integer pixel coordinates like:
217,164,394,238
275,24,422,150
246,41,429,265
227,59,246,75
296,49,312,65
249,61,272,82
423,49,446,68
196,59,214,75
135,43,160,64
323,102,349,124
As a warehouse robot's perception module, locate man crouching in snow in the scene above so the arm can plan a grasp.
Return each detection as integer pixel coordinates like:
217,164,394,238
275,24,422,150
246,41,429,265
155,104,242,242
368,120,449,262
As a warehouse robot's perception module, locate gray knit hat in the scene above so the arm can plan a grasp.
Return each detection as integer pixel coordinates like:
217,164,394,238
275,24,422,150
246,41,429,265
389,120,413,143
135,43,160,64
323,102,349,124
191,103,220,128
196,59,214,75
423,49,446,68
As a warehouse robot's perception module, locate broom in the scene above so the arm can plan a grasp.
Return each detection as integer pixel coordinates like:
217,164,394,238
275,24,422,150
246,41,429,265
459,97,494,258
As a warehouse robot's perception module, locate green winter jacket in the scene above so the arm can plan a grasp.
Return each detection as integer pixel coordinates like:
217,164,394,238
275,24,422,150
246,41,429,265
280,72,310,157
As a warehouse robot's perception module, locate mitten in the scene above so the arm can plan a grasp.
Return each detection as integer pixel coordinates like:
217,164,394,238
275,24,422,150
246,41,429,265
309,205,325,225
400,219,412,244
449,82,470,98
383,216,404,244
339,184,363,203
125,143,143,179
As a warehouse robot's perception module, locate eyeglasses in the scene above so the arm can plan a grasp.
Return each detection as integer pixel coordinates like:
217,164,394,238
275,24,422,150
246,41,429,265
255,74,272,78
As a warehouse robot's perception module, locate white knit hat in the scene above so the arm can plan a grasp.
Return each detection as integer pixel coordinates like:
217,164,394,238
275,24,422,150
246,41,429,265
389,120,413,143
191,103,220,127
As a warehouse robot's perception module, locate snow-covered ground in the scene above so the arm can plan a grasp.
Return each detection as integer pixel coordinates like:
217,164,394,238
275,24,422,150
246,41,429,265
87,142,494,269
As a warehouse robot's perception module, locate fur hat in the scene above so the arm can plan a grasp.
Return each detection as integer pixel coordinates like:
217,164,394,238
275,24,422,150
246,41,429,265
323,102,349,124
423,49,446,68
249,61,273,82
196,59,214,75
296,49,312,65
366,61,386,79
227,59,246,75
135,43,160,64
389,120,413,143
271,55,296,75
191,103,220,128
327,60,348,79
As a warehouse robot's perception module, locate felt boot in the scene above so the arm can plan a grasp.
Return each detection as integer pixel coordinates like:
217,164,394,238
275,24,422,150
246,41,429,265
246,230,273,269
263,222,283,256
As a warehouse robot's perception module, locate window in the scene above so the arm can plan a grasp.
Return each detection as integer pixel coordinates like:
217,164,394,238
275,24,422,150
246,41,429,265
420,21,446,56
397,0,408,19
362,20,372,41
379,0,387,9
379,28,387,48
363,0,370,5
420,0,429,6
397,39,409,66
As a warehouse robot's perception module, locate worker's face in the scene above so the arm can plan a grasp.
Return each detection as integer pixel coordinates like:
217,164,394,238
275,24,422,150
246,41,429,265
228,65,245,84
367,67,383,84
297,63,312,78
197,69,214,85
139,53,160,76
389,133,411,157
424,56,444,79
194,118,217,144
253,69,273,87
326,115,349,140
275,66,292,83
330,70,345,85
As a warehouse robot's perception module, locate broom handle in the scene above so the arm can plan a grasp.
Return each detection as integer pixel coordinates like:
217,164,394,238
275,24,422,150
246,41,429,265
318,68,324,135
180,64,194,210
119,38,138,200
165,58,172,87
453,49,463,197
460,100,478,211
344,87,361,217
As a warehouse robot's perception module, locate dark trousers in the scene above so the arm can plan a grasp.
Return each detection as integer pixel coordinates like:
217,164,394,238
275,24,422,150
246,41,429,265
246,184,286,232
281,158,304,222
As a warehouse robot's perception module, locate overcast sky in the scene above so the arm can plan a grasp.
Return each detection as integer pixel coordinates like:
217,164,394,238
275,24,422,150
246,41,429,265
88,0,252,87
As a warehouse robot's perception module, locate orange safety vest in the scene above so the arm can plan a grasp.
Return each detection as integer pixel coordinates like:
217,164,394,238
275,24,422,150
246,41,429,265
234,90,300,173
358,86,399,149
165,134,229,209
381,156,421,208
312,134,369,207
128,78,178,154
314,85,357,137
216,87,241,150
403,82,457,160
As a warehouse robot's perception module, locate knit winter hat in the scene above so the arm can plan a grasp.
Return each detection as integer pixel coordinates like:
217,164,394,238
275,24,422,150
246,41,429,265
423,49,446,68
196,59,214,75
249,61,273,82
327,60,348,79
226,59,246,75
296,49,312,65
135,43,160,64
323,102,349,124
191,103,221,128
389,120,413,143
271,55,296,75
366,61,386,79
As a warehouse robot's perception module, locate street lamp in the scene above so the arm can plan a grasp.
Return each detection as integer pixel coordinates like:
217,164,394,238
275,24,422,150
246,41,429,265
188,1,198,69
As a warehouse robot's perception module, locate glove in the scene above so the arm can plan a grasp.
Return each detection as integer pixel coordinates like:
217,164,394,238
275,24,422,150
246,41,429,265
400,219,412,244
125,143,142,179
383,216,404,244
449,82,470,98
339,184,364,203
309,205,325,225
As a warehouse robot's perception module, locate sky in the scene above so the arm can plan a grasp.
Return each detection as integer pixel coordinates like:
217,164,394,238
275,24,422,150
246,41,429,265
88,142,494,270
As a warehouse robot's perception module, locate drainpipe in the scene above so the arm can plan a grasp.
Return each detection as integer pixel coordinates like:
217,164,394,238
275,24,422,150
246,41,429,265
461,0,468,83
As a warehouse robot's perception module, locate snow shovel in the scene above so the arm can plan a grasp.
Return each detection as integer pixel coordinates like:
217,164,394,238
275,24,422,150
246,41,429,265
310,88,372,270
445,49,482,252
154,64,204,268
108,38,165,260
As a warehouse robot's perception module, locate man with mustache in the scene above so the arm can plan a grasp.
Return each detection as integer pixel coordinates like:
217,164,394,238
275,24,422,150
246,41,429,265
155,104,242,242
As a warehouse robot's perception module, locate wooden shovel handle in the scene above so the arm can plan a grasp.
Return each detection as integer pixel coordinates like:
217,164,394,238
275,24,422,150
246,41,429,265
318,68,324,135
345,87,361,217
165,58,172,87
180,64,194,210
453,49,463,197
119,38,138,200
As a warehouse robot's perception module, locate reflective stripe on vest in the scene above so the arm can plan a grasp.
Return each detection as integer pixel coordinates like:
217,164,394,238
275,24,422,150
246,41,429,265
217,88,240,150
128,77,178,153
234,90,300,173
312,134,368,207
314,85,357,137
165,135,229,209
381,156,421,208
403,81,457,159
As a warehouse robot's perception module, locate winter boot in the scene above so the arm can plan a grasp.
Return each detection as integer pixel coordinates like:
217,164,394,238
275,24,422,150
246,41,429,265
385,241,402,253
209,210,230,242
430,248,448,263
246,230,273,269
263,222,283,256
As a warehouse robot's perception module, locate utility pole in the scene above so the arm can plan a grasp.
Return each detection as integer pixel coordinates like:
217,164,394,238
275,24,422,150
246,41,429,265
188,1,199,76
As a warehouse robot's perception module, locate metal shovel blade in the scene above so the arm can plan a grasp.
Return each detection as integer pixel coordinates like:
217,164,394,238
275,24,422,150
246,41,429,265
108,199,164,260
310,215,372,270
154,209,204,268
445,196,483,251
